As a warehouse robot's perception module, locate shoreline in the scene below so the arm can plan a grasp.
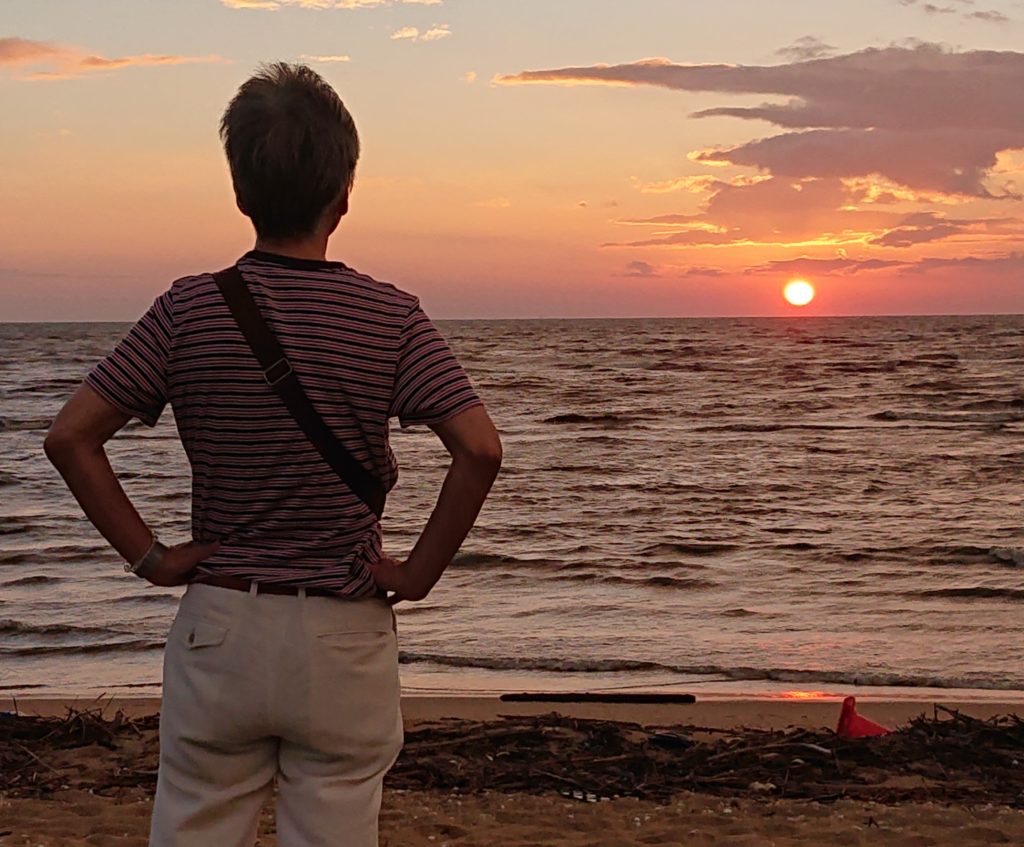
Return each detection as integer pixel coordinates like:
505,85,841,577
7,694,1024,845
5,693,1022,731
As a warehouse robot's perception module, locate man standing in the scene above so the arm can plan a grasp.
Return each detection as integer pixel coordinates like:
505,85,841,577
44,63,501,846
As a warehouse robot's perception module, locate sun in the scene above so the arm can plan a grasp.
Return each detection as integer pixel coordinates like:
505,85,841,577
783,279,815,307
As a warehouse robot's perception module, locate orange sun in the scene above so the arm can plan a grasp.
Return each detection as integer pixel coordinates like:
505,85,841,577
783,279,815,307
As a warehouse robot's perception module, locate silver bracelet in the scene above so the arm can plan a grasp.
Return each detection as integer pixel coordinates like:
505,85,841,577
125,537,167,577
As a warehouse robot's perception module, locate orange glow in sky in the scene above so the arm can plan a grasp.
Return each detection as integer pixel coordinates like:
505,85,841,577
1,2,1023,320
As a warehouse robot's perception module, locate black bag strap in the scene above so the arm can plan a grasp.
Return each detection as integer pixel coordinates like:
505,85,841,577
213,265,386,519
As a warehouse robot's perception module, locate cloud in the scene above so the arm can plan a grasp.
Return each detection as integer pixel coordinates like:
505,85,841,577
0,37,64,65
502,41,1024,284
742,251,1024,280
968,9,1011,21
776,36,836,62
744,256,905,276
610,177,912,248
460,70,477,83
498,44,1024,198
0,37,226,80
898,0,1011,22
691,128,1023,198
623,260,660,277
392,24,451,42
621,260,726,278
222,0,440,8
300,54,352,62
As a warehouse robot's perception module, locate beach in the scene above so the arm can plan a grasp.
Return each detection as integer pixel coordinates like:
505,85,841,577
4,695,1024,845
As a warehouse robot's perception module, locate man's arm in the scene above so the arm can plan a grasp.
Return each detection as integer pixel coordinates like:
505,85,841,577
368,405,501,602
44,384,219,586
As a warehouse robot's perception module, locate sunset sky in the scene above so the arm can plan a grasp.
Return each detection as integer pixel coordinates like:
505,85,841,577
2,0,1023,319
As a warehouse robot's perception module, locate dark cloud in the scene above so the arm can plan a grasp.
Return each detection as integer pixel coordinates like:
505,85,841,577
499,44,1024,198
899,0,1011,22
968,9,1010,21
743,252,1024,278
623,260,659,277
776,36,837,62
744,257,905,276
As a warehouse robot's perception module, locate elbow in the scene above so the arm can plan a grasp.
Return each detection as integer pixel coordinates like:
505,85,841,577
478,435,503,478
43,426,78,468
463,434,503,479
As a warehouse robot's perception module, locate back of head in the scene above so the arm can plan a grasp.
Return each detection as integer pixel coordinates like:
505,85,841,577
220,63,359,241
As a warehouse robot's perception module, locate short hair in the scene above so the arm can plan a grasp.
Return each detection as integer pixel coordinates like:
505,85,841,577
220,63,359,241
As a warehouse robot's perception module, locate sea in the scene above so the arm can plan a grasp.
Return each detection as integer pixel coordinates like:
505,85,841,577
2,315,1023,702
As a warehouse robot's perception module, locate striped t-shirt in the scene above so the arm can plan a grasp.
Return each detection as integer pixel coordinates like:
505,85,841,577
86,251,481,596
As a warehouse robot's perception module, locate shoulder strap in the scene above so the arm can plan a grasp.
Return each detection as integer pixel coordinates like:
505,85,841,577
212,265,386,519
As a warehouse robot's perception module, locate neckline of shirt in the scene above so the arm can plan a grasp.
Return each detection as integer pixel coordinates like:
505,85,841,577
241,250,349,271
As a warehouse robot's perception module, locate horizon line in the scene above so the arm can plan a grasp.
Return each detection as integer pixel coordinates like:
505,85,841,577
3,311,1023,325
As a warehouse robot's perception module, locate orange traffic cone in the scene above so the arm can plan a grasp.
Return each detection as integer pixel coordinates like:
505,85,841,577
836,696,891,739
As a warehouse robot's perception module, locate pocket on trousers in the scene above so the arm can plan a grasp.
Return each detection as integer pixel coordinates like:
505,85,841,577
177,619,229,650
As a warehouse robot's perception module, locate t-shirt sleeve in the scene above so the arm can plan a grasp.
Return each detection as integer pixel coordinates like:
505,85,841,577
84,290,174,427
390,303,482,428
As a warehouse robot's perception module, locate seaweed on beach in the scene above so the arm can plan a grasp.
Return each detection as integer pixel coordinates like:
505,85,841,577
2,705,1024,806
390,706,1024,806
0,706,160,796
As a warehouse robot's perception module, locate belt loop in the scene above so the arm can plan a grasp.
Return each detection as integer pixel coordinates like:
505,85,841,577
298,586,307,600
249,582,258,596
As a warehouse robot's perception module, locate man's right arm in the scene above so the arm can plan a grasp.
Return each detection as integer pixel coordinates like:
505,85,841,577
368,405,501,602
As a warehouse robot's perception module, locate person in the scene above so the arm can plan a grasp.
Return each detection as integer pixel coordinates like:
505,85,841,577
43,62,502,847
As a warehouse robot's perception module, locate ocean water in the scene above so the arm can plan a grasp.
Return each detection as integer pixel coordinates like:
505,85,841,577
2,316,1024,700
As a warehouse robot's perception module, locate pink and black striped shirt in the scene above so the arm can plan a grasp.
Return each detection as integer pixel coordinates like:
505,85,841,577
86,251,481,596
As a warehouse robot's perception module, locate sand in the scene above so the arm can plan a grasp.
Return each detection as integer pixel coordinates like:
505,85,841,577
3,696,1023,846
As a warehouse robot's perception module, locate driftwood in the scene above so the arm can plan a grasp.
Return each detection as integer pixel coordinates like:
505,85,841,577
2,705,1023,806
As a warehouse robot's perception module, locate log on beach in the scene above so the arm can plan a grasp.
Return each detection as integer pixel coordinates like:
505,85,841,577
499,692,698,704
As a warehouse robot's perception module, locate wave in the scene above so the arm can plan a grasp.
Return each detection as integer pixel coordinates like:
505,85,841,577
604,575,717,590
0,639,164,657
958,398,1024,412
0,619,123,637
923,545,1024,567
398,652,1020,690
110,593,179,604
8,378,80,395
0,417,51,433
692,422,870,433
906,379,963,392
0,553,35,566
0,472,23,487
871,410,1024,424
1,575,62,586
991,547,1024,567
642,542,739,557
451,552,549,569
909,586,1024,601
543,413,637,427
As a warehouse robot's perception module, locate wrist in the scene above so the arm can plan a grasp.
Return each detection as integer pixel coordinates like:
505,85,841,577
126,537,168,579
403,556,440,596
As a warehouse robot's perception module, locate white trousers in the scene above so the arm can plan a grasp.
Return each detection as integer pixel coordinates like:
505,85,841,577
150,583,403,847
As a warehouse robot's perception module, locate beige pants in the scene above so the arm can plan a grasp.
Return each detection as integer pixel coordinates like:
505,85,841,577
150,583,403,847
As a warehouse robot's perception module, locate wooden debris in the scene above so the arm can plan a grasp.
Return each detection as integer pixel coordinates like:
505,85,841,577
2,706,1023,806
